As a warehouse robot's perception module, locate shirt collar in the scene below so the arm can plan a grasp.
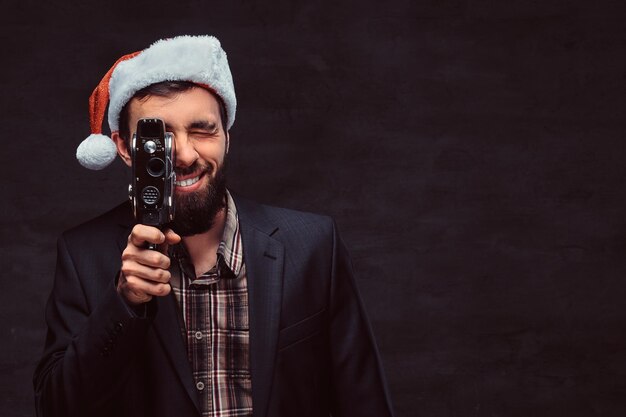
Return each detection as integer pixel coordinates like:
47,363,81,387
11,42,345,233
217,190,244,278
170,189,245,280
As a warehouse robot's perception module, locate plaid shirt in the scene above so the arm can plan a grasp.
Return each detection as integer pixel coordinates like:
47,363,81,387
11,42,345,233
170,191,252,417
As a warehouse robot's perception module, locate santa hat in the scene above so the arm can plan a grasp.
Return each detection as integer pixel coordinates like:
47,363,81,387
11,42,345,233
76,35,237,170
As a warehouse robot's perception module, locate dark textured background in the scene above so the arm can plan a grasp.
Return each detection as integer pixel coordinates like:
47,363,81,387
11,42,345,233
2,1,626,416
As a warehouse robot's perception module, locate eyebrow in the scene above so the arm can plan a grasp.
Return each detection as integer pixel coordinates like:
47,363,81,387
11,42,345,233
164,120,218,131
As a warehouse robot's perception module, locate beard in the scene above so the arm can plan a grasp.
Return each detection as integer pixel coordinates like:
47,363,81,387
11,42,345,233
168,159,227,237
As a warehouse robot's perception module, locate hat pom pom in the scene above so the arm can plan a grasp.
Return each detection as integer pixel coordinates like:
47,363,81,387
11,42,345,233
76,133,118,170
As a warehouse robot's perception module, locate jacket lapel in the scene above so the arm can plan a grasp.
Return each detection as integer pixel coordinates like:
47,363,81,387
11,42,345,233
115,205,200,412
236,197,285,417
152,293,201,411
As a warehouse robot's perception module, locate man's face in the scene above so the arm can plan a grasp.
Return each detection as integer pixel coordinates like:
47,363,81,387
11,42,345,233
114,87,229,236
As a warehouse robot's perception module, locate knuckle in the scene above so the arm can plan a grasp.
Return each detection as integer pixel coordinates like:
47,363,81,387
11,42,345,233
150,253,163,266
131,225,155,244
125,277,139,290
159,284,171,296
129,287,147,301
130,289,147,301
153,269,165,282
128,236,141,248
154,269,164,281
120,263,132,276
160,270,171,282
130,225,142,238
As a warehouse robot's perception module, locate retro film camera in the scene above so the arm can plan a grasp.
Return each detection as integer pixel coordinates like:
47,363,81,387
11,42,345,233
128,118,175,248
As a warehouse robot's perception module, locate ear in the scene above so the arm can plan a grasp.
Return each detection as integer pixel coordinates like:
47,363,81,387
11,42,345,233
112,131,132,167
225,132,230,154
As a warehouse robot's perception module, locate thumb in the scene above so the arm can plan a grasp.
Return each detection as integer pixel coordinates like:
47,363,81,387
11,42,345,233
164,228,181,244
161,228,182,253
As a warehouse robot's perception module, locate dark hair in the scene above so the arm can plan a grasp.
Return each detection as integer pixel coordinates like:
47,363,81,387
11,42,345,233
117,81,228,147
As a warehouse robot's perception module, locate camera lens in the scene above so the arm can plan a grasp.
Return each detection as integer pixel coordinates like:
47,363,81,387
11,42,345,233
147,157,165,177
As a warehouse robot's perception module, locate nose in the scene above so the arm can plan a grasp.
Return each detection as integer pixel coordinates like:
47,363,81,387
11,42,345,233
174,133,198,168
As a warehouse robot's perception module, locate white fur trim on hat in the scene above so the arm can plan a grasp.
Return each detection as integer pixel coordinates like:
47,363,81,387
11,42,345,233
108,35,236,132
76,133,118,170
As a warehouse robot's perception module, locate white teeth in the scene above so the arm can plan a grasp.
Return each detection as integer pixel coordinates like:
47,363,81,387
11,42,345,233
175,175,201,187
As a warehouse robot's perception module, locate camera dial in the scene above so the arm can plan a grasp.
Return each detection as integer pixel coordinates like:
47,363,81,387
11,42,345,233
144,140,157,154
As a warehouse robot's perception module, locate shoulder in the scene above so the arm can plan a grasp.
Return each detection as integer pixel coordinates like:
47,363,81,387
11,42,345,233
232,194,337,244
54,202,132,287
61,201,132,248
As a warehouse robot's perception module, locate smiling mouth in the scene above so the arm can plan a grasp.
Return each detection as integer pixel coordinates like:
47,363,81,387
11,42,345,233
175,174,202,187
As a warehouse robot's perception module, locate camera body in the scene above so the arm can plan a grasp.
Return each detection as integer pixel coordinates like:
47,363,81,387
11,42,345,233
128,118,175,228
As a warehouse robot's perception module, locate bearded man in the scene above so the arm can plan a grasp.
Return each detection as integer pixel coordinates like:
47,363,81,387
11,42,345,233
34,35,394,417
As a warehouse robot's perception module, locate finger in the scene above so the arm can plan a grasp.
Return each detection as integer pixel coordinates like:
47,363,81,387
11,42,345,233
122,247,171,269
121,261,171,283
117,272,152,305
122,289,152,306
119,277,171,304
129,224,165,247
123,276,171,297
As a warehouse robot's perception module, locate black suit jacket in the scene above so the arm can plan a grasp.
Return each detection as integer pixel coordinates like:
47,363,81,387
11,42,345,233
34,195,394,417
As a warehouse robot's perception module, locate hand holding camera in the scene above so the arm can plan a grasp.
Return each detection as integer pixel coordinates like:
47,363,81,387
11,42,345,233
117,224,180,305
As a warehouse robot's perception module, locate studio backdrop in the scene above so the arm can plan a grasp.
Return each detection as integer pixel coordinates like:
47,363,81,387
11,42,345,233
2,1,626,416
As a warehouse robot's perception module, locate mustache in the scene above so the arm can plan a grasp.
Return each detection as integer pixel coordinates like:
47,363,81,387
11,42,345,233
175,162,212,177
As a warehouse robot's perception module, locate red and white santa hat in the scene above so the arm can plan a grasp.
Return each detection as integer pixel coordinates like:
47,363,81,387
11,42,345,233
76,35,237,170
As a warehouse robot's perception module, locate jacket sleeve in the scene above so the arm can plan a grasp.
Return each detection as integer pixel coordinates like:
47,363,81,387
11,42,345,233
328,221,395,417
33,235,154,417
